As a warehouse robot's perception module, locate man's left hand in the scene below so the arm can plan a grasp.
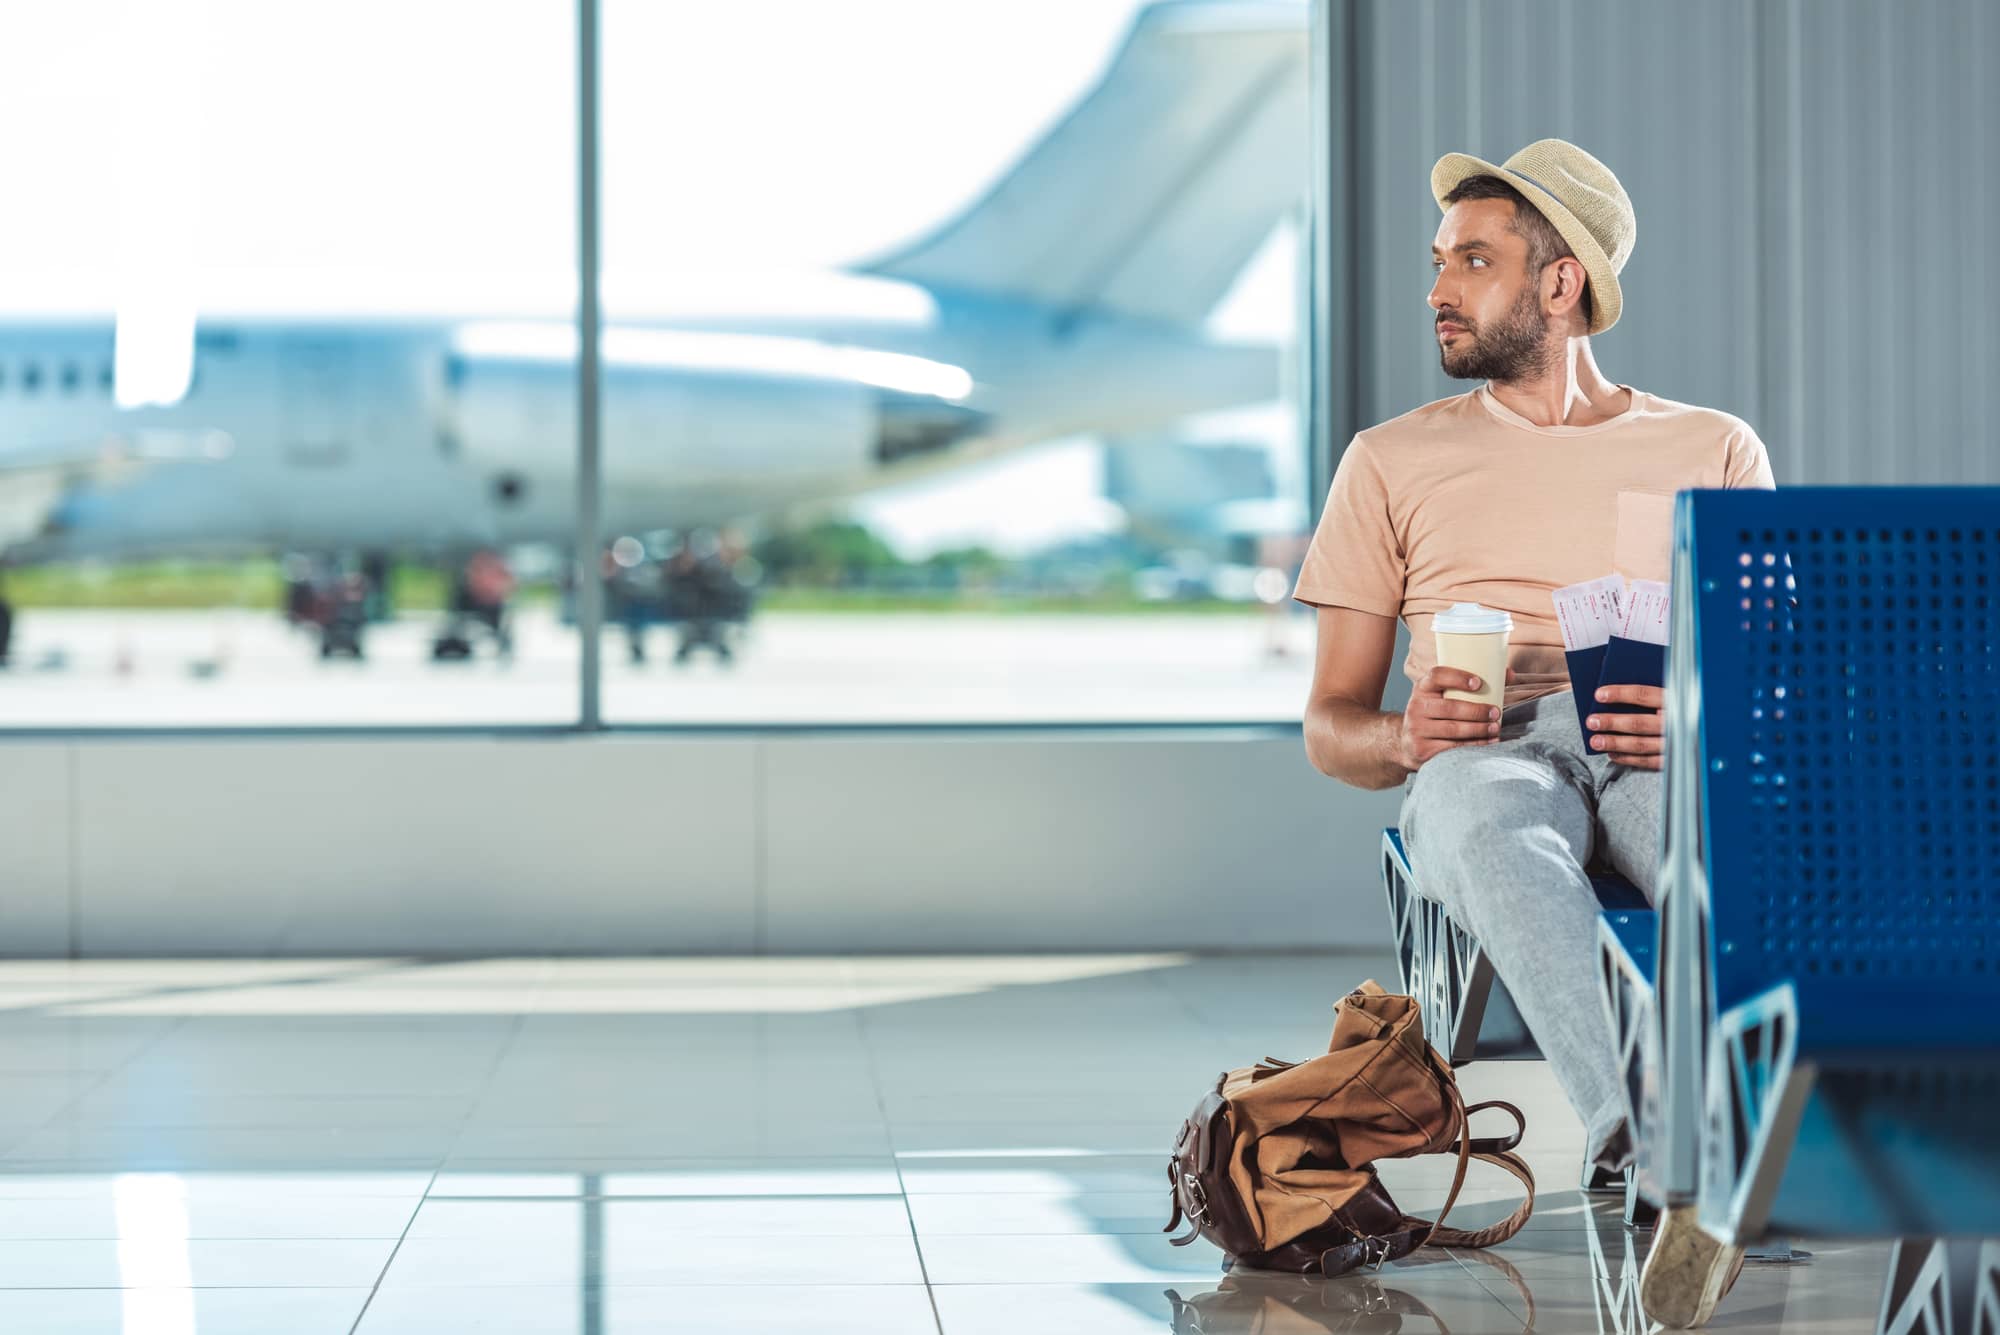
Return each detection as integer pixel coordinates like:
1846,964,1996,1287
1587,684,1665,770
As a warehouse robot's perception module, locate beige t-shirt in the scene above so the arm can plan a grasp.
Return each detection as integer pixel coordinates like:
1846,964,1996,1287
1293,385,1775,709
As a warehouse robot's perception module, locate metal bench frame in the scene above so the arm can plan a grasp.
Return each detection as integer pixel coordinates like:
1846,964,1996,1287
1382,829,1513,1068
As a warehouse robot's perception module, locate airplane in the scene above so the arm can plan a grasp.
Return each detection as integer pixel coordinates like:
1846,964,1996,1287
0,0,1307,662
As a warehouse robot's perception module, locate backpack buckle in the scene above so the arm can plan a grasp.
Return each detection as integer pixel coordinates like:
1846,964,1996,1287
1165,1158,1210,1247
1180,1170,1211,1222
1361,1234,1392,1270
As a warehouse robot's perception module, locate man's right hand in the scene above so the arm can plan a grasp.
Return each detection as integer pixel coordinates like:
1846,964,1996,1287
1395,667,1507,772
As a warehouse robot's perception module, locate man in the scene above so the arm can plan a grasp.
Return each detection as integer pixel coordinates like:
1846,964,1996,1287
1293,139,1773,1329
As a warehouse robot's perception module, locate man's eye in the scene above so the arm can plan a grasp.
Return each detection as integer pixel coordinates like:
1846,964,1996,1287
1469,257,1488,269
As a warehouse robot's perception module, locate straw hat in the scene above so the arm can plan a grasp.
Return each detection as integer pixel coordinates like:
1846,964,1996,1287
1431,138,1636,335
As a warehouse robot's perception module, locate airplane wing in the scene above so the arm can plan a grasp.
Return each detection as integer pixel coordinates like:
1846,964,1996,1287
0,432,230,552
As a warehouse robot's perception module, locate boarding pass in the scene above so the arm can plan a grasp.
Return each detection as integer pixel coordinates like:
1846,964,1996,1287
1553,575,1670,650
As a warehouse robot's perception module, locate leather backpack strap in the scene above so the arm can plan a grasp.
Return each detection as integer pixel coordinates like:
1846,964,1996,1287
1462,1098,1526,1156
1409,1093,1536,1251
1412,1148,1538,1250
1416,1081,1477,1247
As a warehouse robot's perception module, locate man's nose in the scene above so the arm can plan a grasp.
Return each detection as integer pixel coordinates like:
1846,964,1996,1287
1427,272,1454,312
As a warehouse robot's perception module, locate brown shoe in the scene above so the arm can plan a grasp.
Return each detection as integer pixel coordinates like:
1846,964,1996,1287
1639,1204,1745,1328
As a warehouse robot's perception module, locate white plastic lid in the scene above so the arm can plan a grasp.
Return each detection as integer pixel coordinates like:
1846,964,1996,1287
1433,602,1512,635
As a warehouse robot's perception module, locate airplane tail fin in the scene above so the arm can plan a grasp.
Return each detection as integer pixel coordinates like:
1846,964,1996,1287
859,1,1307,328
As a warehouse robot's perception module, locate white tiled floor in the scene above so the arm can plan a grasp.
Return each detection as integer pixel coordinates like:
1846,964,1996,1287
0,953,1889,1333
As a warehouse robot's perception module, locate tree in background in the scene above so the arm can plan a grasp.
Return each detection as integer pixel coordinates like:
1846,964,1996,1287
751,521,905,589
752,520,1012,594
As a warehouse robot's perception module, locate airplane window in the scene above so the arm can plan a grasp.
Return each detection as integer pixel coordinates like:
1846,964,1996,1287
99,363,114,394
60,363,81,394
20,364,40,394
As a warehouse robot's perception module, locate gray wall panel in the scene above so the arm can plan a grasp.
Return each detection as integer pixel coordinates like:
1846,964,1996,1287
71,738,759,955
25,732,1391,956
1345,0,1764,435
0,745,74,956
1328,0,1996,487
760,733,1400,953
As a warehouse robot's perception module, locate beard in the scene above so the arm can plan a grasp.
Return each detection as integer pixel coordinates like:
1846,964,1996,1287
1437,283,1555,383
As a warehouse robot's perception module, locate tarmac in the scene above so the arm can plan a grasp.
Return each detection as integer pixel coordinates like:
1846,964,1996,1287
0,607,1315,728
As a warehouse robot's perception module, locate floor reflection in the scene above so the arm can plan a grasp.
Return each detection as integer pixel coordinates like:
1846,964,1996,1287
0,955,1882,1334
1167,1271,1454,1332
1165,1244,1539,1334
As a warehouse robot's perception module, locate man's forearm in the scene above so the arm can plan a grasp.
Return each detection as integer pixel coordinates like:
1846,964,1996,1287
1305,697,1412,790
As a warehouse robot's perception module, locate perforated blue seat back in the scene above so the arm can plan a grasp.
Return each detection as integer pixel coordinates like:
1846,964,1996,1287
1685,488,2000,1046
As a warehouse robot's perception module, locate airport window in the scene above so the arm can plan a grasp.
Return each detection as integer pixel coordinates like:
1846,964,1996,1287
1,0,578,728
2,0,1308,730
598,0,1313,723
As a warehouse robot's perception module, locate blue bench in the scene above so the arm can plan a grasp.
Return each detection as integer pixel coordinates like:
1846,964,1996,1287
1611,487,2000,1331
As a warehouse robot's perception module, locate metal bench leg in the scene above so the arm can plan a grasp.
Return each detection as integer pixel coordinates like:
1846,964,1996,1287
1380,832,1498,1067
1436,915,1496,1066
1596,919,1662,1217
1622,1165,1660,1228
1876,1239,1991,1335
1581,1160,1660,1231
1699,984,1814,1245
1383,841,1463,1056
1976,1239,2000,1335
1383,838,1424,998
1583,1161,1625,1195
1587,1199,1647,1335
1879,1239,1952,1335
1743,1236,1809,1264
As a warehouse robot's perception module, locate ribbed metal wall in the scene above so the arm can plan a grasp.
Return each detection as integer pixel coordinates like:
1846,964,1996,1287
1317,0,1999,488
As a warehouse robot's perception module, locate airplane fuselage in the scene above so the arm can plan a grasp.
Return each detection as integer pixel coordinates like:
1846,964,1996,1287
0,282,1276,561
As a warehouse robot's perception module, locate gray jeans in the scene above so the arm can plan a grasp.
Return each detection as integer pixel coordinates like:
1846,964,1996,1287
1397,691,1661,1168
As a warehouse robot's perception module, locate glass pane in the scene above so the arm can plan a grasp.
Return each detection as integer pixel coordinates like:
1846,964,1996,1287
0,1,578,727
601,0,1313,723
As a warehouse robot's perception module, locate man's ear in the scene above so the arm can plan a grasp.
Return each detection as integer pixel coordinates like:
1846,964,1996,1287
1545,256,1589,326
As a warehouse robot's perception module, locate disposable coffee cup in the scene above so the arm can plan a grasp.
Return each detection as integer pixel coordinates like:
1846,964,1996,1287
1432,602,1511,710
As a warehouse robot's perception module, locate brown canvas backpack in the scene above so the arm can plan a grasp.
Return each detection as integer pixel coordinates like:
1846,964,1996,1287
1164,980,1535,1276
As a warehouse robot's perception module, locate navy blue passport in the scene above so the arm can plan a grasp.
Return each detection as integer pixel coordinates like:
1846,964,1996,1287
1563,644,1610,741
1583,636,1666,743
